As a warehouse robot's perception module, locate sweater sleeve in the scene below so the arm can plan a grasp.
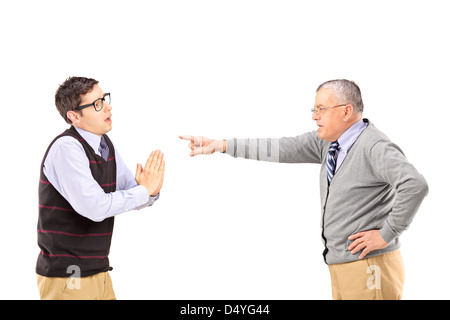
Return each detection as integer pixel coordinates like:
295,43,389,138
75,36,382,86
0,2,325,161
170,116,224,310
225,131,323,164
371,140,429,243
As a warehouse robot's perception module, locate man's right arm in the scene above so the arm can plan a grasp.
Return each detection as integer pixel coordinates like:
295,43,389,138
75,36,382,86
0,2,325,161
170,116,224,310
179,131,323,164
225,131,323,164
44,138,164,222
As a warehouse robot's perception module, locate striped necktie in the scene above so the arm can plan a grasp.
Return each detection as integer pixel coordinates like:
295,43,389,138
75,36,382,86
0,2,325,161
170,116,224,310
99,136,109,161
326,141,339,184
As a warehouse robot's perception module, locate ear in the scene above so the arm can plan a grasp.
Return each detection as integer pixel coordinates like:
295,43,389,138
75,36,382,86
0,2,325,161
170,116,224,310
343,104,353,121
67,110,82,124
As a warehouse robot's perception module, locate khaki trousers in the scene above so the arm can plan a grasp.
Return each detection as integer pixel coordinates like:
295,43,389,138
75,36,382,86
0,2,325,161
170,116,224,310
328,250,405,300
36,271,116,300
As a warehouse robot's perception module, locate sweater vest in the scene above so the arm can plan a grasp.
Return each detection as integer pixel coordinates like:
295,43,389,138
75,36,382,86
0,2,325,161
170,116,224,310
36,126,117,277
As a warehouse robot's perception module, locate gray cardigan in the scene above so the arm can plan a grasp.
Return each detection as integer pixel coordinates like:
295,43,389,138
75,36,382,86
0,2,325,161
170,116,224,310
225,119,428,264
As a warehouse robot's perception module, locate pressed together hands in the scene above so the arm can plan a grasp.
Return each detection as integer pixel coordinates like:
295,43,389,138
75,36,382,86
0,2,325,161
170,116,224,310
137,135,389,259
135,150,165,197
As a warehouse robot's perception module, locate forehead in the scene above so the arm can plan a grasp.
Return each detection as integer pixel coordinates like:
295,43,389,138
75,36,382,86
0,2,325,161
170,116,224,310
315,87,337,106
80,84,104,104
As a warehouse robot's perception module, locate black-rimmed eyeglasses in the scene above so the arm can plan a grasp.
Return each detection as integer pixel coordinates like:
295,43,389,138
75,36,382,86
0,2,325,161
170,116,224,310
76,93,111,112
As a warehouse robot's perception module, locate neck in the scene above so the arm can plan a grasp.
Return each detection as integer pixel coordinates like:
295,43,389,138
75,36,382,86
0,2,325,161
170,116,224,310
72,124,103,137
345,114,363,130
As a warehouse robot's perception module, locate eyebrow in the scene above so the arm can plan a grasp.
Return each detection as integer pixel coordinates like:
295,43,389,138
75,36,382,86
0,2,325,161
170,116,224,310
88,94,105,103
79,94,105,107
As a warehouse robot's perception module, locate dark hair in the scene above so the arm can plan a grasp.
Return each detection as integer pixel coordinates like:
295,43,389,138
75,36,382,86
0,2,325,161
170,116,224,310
316,79,364,113
55,76,99,124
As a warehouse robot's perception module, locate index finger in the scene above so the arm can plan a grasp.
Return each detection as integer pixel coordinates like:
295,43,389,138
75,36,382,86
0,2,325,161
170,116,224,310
178,135,194,142
145,150,158,170
348,232,365,240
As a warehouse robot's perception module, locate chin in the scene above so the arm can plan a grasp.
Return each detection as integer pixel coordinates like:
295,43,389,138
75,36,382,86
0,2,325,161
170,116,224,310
318,133,333,142
317,131,327,141
103,125,112,134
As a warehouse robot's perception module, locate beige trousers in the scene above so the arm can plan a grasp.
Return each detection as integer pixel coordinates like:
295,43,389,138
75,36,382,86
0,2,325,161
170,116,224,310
328,250,405,300
36,271,116,300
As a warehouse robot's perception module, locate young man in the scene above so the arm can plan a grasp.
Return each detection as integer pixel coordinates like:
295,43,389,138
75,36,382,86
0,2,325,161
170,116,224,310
36,77,165,300
179,79,428,300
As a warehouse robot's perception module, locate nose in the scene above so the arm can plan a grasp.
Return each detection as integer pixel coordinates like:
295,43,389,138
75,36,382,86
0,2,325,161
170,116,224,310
312,112,319,121
104,102,112,112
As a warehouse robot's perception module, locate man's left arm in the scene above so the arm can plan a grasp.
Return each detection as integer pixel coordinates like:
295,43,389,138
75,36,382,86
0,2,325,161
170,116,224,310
378,141,428,240
348,140,429,259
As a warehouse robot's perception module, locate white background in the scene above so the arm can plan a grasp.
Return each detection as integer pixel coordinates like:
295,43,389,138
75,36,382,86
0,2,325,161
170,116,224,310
0,0,448,300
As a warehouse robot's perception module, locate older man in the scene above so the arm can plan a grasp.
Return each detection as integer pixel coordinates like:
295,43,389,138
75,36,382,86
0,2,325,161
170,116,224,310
179,79,428,300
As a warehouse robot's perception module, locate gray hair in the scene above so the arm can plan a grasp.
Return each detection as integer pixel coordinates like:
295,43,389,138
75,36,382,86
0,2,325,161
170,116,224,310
316,79,364,113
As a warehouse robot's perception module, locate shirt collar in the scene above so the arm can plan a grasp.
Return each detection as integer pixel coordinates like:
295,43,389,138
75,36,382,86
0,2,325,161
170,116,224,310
337,119,368,154
74,126,102,155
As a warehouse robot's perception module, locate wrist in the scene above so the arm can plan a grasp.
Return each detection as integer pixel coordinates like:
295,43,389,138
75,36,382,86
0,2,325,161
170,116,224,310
220,140,226,153
140,184,155,197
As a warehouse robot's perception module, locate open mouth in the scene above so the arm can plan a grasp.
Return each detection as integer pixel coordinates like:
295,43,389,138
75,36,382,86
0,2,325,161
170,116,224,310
105,117,112,124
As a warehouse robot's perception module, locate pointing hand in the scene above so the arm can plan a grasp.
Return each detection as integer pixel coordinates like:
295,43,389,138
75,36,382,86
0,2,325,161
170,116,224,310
178,135,226,157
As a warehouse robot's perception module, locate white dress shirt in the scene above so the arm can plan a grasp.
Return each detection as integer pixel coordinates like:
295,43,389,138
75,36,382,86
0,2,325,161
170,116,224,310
43,126,158,222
